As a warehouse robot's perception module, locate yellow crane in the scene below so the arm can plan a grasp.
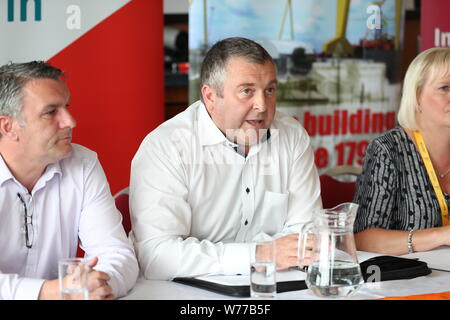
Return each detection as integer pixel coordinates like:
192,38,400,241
279,0,294,40
323,0,354,57
394,0,402,50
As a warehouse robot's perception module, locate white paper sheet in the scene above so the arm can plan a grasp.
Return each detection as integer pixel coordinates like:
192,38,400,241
402,246,450,271
195,269,306,286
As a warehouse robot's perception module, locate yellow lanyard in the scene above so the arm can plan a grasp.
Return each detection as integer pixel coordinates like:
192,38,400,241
413,130,449,226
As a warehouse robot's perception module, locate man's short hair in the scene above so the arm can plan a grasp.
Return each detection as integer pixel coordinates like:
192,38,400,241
200,37,275,101
0,61,63,127
398,47,450,130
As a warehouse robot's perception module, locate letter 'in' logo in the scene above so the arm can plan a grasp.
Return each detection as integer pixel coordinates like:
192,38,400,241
366,5,381,30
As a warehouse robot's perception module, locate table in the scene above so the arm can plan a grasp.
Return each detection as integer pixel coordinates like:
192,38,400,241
122,247,450,300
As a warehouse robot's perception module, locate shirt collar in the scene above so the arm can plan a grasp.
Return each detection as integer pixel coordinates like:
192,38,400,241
30,161,62,194
197,101,229,146
0,152,62,190
0,153,14,186
39,161,62,183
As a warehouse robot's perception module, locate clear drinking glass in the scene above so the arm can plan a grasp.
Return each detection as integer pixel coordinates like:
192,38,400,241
305,203,364,298
250,241,276,298
58,258,89,300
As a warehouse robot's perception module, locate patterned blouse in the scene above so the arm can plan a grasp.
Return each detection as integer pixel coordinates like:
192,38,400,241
353,126,450,233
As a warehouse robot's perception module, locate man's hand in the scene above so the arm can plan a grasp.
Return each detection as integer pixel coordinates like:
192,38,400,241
273,234,299,270
86,257,115,300
38,257,115,300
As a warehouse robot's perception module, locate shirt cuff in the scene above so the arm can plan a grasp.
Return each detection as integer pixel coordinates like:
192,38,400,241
15,278,46,300
222,243,255,275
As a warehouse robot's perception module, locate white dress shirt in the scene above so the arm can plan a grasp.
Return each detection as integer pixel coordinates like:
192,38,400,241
130,101,322,280
0,144,139,300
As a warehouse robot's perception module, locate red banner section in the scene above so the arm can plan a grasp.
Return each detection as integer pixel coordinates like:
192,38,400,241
49,0,164,193
421,0,450,50
302,108,395,169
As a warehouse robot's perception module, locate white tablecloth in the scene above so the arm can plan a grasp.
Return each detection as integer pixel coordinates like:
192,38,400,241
122,247,450,300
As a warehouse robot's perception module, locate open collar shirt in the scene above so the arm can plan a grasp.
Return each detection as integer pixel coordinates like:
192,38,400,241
0,144,138,300
130,101,322,280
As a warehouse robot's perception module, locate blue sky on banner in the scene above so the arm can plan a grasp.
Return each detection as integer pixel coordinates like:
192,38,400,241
189,0,397,53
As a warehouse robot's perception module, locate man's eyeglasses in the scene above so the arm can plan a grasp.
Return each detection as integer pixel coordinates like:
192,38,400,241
17,193,33,248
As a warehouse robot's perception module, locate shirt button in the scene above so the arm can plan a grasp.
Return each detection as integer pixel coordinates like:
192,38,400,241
244,220,248,225
246,188,250,194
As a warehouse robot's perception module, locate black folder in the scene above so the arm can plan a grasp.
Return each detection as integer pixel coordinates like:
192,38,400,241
359,255,431,282
173,256,431,297
173,276,307,297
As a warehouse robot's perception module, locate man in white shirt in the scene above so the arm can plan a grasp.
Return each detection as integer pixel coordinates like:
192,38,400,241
0,61,138,299
130,37,322,280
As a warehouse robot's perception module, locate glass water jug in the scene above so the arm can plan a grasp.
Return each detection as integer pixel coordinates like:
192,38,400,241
305,202,364,298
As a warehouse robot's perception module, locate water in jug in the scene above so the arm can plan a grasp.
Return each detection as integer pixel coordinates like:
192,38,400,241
305,202,364,298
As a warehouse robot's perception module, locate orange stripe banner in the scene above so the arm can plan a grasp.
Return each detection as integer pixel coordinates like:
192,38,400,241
377,291,450,300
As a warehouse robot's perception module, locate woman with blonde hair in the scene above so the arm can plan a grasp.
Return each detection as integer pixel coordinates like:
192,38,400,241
354,47,450,254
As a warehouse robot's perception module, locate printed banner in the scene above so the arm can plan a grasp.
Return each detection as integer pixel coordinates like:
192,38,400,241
0,0,164,193
421,0,450,50
189,0,404,172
